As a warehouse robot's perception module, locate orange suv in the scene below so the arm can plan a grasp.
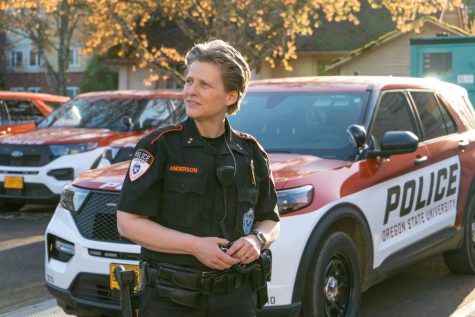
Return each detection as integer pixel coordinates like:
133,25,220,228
0,92,69,136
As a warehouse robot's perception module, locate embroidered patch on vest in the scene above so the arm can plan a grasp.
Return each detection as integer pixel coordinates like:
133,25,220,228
243,208,255,235
168,165,200,174
129,149,154,182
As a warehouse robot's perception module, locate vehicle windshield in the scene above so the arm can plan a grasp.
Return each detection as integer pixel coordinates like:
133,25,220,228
228,92,370,161
38,98,146,131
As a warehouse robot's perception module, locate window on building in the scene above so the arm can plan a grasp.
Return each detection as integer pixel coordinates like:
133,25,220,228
27,87,42,93
370,92,419,150
66,86,80,98
29,50,43,67
411,91,456,139
423,52,452,77
5,100,43,124
9,50,23,67
69,48,80,67
10,87,25,92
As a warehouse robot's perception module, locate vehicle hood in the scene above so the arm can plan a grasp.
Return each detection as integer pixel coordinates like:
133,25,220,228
110,134,145,148
73,153,348,192
269,153,347,190
0,127,134,146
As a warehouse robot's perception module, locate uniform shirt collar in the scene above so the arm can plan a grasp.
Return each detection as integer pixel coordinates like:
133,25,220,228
181,117,247,155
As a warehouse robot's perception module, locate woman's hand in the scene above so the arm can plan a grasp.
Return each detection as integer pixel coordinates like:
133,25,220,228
226,235,261,264
191,237,240,270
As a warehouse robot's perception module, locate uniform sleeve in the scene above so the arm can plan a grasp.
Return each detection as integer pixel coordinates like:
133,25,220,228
254,150,280,223
118,136,166,217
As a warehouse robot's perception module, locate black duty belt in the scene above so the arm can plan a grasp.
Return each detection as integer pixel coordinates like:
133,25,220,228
143,262,248,295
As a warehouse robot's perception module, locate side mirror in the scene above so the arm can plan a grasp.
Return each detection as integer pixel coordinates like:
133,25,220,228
120,116,134,130
347,124,367,152
367,131,418,158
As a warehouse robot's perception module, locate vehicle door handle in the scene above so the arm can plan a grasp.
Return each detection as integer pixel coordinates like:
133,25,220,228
459,139,470,150
414,156,428,165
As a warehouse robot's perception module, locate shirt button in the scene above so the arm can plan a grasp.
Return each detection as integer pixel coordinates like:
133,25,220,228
180,183,185,189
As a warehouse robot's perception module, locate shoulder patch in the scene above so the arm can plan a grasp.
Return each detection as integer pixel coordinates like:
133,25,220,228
129,149,155,182
235,130,268,156
149,124,183,144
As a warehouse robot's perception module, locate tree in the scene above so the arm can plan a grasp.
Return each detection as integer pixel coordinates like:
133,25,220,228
84,0,463,84
80,57,118,93
0,0,89,95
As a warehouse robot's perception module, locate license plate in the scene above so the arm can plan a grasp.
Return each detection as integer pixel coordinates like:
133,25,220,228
4,176,23,189
110,263,140,291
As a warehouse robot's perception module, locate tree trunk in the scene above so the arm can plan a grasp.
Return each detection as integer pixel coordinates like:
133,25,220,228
57,0,70,96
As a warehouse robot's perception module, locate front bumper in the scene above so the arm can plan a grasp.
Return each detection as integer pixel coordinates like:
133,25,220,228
0,147,105,202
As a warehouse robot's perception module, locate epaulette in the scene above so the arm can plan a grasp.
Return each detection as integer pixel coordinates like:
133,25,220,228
234,130,268,156
148,123,183,144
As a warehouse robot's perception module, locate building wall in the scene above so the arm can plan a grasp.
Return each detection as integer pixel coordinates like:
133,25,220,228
3,30,91,96
256,55,321,79
117,65,182,90
333,26,462,76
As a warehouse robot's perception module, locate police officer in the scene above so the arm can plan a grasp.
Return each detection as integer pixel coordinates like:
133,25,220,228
117,40,280,317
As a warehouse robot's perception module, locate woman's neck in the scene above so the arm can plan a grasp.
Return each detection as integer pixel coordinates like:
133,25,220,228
194,118,226,138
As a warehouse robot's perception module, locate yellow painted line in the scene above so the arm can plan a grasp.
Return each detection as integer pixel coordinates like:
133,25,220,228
0,235,44,252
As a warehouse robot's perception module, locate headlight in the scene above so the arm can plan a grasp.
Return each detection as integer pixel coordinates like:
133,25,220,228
60,184,90,212
49,142,98,156
277,185,314,215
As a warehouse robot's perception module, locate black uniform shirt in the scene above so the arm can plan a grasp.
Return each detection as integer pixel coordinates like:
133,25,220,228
118,117,279,270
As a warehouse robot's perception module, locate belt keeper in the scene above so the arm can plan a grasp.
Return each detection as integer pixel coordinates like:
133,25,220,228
227,274,235,292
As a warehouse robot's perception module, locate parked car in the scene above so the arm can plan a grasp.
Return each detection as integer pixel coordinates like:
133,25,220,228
0,90,183,210
0,91,69,136
96,134,149,168
45,77,475,317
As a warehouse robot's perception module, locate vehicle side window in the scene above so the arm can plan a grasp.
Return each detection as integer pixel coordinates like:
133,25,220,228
0,102,8,125
410,91,455,139
370,92,418,150
170,99,185,122
5,100,43,123
138,99,171,128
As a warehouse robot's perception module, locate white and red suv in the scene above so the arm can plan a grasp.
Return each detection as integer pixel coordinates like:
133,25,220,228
45,77,475,317
0,90,183,210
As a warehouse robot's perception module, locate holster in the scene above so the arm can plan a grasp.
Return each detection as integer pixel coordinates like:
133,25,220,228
252,249,272,310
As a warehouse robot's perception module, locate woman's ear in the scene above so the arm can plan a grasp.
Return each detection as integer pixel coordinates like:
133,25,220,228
226,90,238,107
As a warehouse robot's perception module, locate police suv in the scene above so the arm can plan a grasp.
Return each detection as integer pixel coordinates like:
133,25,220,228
45,77,475,317
0,90,183,210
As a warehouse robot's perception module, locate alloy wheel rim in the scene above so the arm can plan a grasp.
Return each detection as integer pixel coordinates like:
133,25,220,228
323,255,352,317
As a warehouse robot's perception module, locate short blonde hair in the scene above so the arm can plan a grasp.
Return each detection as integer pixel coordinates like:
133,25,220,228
185,40,251,114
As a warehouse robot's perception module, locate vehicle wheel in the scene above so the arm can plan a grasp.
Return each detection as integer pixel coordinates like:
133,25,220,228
443,194,475,274
304,232,361,317
0,202,25,212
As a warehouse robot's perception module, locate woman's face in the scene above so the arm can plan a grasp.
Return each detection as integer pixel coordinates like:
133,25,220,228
183,61,237,122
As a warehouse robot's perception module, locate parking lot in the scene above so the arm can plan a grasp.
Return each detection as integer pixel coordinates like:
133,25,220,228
1,205,474,317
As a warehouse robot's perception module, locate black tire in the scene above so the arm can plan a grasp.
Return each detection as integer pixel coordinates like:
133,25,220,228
0,202,25,212
443,194,475,274
304,232,361,317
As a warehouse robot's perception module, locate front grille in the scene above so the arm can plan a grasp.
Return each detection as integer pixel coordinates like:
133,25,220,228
72,190,131,244
70,273,120,305
112,148,134,163
0,182,54,198
0,145,55,166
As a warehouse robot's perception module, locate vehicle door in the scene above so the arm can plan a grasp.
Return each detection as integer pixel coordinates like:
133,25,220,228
0,102,10,135
409,90,466,228
360,90,432,268
4,99,43,134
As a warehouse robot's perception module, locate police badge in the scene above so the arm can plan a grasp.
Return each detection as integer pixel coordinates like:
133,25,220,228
129,149,154,182
243,208,254,234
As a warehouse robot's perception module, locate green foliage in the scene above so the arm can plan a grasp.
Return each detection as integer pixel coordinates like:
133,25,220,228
80,58,118,93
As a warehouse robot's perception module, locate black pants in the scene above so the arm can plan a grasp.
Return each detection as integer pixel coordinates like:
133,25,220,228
139,281,257,317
